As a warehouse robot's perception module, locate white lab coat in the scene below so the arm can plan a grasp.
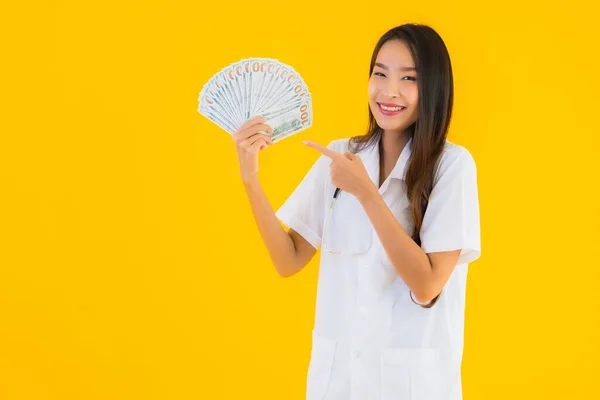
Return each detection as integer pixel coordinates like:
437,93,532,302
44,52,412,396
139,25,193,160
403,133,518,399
275,135,481,400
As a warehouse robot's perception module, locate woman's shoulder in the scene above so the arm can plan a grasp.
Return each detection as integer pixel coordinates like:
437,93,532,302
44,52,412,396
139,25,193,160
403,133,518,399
435,140,478,183
440,140,475,162
324,137,353,152
324,137,375,156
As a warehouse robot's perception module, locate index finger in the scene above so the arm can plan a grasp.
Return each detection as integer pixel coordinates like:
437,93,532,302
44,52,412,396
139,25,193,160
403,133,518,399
303,140,340,159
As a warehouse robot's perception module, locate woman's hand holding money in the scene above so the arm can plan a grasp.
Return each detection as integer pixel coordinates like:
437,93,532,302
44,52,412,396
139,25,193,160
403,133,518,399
233,116,274,184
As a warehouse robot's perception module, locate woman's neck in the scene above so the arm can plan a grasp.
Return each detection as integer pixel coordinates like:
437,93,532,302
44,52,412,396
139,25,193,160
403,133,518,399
378,129,412,187
380,129,411,157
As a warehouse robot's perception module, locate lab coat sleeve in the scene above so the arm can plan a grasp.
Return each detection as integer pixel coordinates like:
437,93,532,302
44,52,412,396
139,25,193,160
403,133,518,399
419,147,481,265
275,144,332,250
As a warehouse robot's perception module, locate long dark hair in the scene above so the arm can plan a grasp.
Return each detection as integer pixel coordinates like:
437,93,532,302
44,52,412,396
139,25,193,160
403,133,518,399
349,24,454,307
350,23,453,245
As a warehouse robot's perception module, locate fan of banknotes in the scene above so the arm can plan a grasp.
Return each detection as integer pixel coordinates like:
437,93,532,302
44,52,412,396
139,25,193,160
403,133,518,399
197,58,313,143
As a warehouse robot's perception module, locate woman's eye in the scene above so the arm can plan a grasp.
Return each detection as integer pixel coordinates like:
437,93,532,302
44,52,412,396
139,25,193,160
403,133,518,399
403,76,417,81
374,72,385,77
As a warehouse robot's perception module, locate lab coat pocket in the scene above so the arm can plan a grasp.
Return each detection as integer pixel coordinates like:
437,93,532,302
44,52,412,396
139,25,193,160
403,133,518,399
306,330,336,400
381,348,442,400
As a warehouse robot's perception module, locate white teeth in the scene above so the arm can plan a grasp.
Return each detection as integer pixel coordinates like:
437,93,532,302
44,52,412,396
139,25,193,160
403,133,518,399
380,104,404,112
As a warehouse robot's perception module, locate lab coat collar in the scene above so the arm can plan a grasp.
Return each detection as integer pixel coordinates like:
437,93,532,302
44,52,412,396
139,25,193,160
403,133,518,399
389,135,413,180
361,135,413,191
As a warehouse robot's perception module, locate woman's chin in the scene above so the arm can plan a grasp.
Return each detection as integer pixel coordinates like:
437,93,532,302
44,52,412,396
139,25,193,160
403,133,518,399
375,119,405,132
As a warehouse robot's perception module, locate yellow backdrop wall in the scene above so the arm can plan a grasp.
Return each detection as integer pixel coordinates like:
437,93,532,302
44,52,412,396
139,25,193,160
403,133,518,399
1,0,598,399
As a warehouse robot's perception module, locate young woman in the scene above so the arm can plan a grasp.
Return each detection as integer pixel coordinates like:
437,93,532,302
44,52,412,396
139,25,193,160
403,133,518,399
233,23,481,400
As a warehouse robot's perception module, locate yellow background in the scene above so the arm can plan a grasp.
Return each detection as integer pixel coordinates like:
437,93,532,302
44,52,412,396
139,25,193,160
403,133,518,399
1,0,598,399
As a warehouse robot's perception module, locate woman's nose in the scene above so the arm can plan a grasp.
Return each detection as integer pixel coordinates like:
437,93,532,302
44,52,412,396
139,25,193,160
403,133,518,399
384,88,400,98
384,83,400,98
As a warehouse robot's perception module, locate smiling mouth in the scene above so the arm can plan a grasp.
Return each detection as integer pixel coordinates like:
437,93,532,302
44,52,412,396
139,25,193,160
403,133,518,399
377,103,406,115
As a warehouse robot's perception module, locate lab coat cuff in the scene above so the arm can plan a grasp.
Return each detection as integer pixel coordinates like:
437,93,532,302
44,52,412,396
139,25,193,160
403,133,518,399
275,211,321,250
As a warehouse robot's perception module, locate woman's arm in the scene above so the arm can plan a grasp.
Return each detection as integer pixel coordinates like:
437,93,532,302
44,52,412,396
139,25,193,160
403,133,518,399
233,116,316,278
302,140,478,304
243,177,317,277
356,149,480,304
357,188,460,303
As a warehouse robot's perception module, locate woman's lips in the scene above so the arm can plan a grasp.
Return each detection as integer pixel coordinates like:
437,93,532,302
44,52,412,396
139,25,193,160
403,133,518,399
378,102,406,116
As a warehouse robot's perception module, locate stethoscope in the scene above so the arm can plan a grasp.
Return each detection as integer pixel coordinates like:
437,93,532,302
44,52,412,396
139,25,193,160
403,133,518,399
333,187,341,199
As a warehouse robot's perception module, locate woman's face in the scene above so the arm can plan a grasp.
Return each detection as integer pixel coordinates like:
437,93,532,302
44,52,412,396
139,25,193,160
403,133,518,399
368,39,419,134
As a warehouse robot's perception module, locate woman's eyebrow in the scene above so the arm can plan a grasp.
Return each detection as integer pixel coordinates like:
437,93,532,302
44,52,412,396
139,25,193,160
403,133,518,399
375,62,416,72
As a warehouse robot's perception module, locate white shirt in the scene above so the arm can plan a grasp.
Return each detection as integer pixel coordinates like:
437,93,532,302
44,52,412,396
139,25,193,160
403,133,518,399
275,135,481,400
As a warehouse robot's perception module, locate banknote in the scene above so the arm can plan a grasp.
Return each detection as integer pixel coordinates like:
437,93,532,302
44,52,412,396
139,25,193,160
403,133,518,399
265,96,313,143
198,57,313,141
